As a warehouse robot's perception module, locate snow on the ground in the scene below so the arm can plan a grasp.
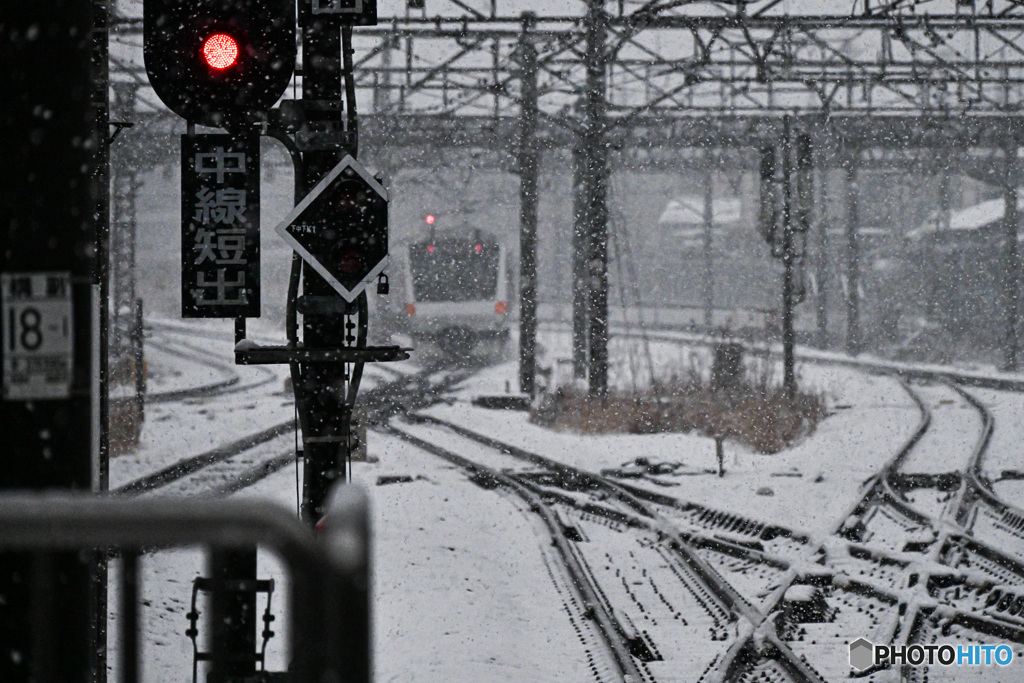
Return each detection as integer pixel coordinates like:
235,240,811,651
974,387,1024,477
112,431,605,681
144,340,237,396
106,327,403,681
110,375,294,491
577,320,1024,387
110,329,395,491
245,435,603,682
425,354,919,538
111,322,940,681
350,431,602,681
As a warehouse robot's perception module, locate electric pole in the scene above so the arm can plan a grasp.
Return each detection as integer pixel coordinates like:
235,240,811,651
583,0,609,397
1003,143,1021,371
517,13,539,396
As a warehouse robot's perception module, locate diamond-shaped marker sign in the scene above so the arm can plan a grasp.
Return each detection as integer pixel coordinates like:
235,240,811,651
276,155,388,301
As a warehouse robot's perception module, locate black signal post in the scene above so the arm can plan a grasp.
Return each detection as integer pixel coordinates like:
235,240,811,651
144,2,300,676
297,2,359,526
144,2,297,678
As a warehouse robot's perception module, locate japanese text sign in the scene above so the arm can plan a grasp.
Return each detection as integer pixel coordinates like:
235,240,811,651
180,134,260,318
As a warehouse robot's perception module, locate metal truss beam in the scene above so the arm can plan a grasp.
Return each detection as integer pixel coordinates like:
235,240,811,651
110,2,1024,155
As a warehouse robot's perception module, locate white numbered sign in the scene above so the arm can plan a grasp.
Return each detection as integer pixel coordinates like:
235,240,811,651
2,272,73,400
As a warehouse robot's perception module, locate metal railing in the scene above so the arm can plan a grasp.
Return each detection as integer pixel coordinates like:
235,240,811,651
0,488,370,683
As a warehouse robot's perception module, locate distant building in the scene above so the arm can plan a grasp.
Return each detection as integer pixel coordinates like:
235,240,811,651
657,196,742,249
909,190,1024,240
900,192,1023,358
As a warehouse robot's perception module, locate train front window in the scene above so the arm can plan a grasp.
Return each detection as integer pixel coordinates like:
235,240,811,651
410,241,499,302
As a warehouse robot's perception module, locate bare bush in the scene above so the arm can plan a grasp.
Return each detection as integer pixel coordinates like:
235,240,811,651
531,359,826,454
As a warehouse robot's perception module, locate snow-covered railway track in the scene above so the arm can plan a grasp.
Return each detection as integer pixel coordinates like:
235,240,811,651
114,418,297,496
522,327,1024,677
387,417,823,682
115,361,477,498
764,376,1024,679
145,329,280,403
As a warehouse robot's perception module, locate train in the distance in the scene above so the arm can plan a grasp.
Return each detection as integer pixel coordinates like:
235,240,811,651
395,229,511,355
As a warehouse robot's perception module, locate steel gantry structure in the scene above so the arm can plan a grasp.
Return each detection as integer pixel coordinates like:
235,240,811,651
110,0,1024,390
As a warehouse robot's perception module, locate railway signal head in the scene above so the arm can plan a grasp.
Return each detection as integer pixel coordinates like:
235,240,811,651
758,144,779,245
276,155,389,302
144,0,296,130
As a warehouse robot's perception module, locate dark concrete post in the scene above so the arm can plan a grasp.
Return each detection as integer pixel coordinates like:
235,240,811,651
0,2,105,679
844,151,862,356
702,157,715,330
1003,144,1021,371
582,0,609,397
517,15,539,395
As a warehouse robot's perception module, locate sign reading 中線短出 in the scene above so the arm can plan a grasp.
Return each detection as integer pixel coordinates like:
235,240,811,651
181,133,260,318
2,272,73,400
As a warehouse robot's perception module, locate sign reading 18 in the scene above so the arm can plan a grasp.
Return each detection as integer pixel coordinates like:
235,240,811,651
8,307,45,351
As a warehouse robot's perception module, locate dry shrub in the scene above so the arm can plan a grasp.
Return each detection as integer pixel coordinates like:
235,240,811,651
531,364,826,454
108,355,145,455
109,398,143,455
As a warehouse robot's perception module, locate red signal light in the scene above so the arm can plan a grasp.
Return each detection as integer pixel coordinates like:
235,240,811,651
202,33,240,70
425,215,435,225
337,246,364,274
334,180,368,215
475,244,482,253
427,245,435,253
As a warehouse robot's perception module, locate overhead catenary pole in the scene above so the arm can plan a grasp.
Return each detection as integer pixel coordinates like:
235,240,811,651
1003,143,1021,371
702,155,715,330
780,117,797,399
571,146,589,379
844,149,862,356
517,14,539,396
583,0,610,397
814,160,830,348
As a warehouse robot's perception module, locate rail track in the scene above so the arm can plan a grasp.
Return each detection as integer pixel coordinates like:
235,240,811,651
381,360,1024,681
129,318,1024,679
145,325,280,403
386,414,825,682
115,351,479,498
